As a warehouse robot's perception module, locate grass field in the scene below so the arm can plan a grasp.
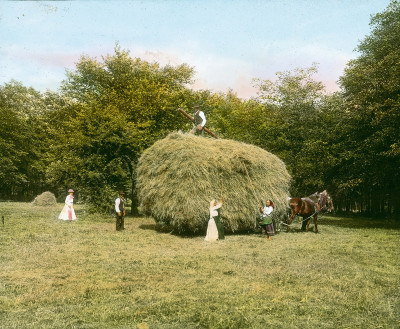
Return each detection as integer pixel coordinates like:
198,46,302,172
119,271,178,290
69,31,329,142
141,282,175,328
0,202,399,329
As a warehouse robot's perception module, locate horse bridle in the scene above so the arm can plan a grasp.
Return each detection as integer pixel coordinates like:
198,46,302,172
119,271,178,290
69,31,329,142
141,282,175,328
319,194,334,213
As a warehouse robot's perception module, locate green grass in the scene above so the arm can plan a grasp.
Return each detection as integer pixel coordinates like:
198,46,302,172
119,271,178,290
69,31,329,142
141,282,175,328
0,202,399,329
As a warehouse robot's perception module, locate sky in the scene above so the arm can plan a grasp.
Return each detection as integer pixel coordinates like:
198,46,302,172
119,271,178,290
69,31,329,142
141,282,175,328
0,0,391,99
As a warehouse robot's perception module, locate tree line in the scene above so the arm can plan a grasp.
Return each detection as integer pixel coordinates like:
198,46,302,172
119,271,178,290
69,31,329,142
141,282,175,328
1,1,399,218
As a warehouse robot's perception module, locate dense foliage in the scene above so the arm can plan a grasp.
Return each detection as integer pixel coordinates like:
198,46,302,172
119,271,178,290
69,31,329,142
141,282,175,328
338,0,400,217
46,46,196,212
0,81,52,200
0,2,399,218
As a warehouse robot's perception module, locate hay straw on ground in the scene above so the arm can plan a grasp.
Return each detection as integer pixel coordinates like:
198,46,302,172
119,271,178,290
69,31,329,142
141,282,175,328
32,191,57,206
136,132,291,233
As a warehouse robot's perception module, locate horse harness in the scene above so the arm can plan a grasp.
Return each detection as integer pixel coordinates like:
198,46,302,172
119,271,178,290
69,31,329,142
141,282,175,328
282,197,320,227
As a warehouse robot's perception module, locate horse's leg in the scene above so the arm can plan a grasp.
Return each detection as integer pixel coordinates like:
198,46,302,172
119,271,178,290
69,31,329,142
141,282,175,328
306,219,311,232
301,217,308,231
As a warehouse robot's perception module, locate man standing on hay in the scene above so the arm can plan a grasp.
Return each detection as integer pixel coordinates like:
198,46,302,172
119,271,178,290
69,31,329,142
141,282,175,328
190,104,206,136
115,191,126,231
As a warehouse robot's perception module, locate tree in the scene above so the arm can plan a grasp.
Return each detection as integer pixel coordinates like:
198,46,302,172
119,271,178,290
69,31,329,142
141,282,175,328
252,65,330,195
205,90,271,145
339,0,400,218
47,45,195,212
0,81,50,200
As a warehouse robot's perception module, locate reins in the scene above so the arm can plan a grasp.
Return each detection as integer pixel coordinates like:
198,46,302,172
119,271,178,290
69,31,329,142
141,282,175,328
280,214,316,227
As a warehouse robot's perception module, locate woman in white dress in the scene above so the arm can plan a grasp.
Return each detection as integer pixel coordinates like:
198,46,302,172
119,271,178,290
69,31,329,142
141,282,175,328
58,189,77,221
205,199,222,241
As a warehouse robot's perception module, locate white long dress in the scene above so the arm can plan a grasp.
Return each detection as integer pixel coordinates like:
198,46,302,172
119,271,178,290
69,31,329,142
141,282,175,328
204,218,218,241
205,203,221,241
58,195,77,221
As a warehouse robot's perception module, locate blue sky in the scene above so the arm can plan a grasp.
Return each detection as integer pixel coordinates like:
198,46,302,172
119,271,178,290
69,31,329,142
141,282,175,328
0,0,391,98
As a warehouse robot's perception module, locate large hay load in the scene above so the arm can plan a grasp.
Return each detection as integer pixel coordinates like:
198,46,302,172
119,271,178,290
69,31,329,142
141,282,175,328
136,132,291,233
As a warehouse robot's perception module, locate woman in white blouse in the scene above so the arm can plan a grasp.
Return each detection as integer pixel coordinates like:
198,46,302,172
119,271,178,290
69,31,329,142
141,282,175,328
259,199,274,240
58,189,77,221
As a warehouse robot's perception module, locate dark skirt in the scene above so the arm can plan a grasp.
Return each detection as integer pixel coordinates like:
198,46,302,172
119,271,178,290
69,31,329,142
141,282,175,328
261,223,275,236
214,209,225,240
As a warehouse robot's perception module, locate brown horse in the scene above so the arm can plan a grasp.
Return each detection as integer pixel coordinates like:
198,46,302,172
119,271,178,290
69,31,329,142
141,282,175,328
287,190,333,233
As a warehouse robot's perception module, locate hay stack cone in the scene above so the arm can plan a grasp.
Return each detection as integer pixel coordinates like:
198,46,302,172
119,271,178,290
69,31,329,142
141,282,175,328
136,132,291,233
32,191,57,206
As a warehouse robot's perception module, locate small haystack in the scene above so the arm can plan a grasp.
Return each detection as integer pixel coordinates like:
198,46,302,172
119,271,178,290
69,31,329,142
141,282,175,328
136,132,291,233
32,191,57,206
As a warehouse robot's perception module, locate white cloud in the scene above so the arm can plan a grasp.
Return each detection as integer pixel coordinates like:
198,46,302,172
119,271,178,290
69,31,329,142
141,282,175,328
1,40,353,97
251,41,355,93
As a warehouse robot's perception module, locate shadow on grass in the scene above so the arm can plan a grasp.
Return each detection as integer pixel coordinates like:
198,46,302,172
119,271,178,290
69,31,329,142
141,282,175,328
320,214,400,230
281,228,318,234
138,215,400,239
138,223,200,238
139,223,254,239
139,223,172,233
139,223,288,239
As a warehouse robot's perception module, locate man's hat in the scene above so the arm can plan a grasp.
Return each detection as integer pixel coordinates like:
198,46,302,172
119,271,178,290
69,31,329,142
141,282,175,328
68,189,74,193
194,104,200,109
119,190,125,195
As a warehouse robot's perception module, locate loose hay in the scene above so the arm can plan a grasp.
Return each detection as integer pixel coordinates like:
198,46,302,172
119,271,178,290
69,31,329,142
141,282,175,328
32,191,57,206
136,132,291,233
